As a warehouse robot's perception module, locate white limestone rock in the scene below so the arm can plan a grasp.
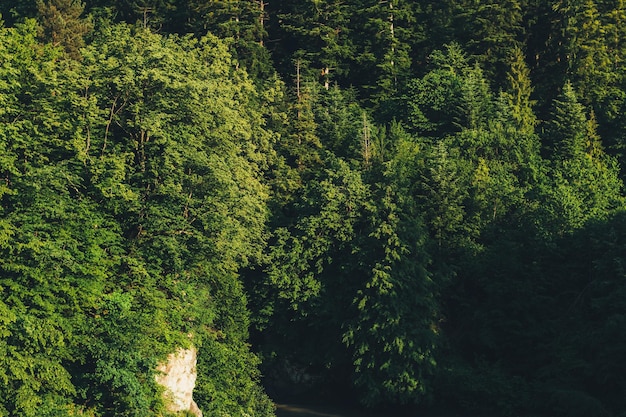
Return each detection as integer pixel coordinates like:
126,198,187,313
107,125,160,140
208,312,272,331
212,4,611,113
155,347,203,417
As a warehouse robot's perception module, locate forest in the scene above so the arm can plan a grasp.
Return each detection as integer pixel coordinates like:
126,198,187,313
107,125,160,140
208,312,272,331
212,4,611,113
0,0,626,416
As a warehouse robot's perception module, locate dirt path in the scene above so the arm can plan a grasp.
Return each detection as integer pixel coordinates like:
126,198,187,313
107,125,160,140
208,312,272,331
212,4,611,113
274,403,480,417
274,404,417,417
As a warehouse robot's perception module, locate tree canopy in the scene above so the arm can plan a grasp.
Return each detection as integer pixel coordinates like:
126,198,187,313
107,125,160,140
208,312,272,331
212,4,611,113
1,1,626,416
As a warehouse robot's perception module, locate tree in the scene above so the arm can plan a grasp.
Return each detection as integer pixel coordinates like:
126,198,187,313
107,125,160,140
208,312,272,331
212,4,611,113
0,19,118,416
313,85,371,162
499,46,538,135
552,0,614,105
253,156,370,400
447,0,526,85
547,81,589,159
270,0,355,88
543,81,623,231
349,0,422,104
284,70,324,171
401,43,469,137
36,0,93,59
343,183,438,406
183,0,274,80
0,19,275,416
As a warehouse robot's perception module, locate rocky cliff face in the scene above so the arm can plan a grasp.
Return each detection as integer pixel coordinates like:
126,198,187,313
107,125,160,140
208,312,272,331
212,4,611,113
155,347,203,417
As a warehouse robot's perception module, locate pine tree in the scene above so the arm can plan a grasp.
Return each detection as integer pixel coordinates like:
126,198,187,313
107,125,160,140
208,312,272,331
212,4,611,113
545,81,624,230
36,0,93,59
501,46,538,135
350,0,421,103
272,0,355,88
442,0,526,86
548,81,588,159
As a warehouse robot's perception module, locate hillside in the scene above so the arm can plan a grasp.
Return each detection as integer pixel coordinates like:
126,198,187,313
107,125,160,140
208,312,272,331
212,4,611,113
1,1,626,416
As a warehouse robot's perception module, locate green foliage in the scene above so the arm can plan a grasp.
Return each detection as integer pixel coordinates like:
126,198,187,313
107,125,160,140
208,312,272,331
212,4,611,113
0,0,39,25
183,0,274,81
0,18,273,417
547,81,589,159
196,336,275,417
499,46,538,135
36,0,93,59
402,49,498,157
4,2,626,416
419,141,467,251
447,0,525,83
350,0,422,103
542,81,624,231
264,156,369,312
273,0,355,87
435,359,531,415
343,182,438,406
85,0,178,29
313,86,369,162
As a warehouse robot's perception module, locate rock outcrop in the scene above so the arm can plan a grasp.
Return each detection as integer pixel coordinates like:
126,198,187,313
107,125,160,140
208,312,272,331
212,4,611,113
155,347,203,417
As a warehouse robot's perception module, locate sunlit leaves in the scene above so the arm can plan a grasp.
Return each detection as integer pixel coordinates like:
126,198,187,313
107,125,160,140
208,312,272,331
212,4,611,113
0,20,273,416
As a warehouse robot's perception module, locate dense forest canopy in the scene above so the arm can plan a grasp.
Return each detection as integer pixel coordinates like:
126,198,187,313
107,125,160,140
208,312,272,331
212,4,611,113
1,1,626,416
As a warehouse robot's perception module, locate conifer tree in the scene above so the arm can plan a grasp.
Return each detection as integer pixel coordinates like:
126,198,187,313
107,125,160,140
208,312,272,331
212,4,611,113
184,0,273,79
272,0,355,88
554,0,613,104
441,0,525,85
401,43,469,137
501,46,537,135
287,70,323,170
545,81,623,230
350,0,421,103
548,81,589,159
344,182,438,406
36,0,93,59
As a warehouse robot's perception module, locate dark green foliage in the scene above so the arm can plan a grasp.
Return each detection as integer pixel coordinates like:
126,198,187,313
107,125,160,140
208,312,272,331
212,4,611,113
343,181,439,406
401,43,473,136
36,0,93,58
3,1,626,416
196,336,275,417
272,0,355,87
349,0,422,104
182,0,275,81
85,0,178,29
541,81,623,232
460,0,525,83
0,0,39,25
547,81,589,159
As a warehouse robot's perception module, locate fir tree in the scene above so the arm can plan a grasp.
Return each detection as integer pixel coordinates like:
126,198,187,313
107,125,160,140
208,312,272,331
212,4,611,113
36,0,93,59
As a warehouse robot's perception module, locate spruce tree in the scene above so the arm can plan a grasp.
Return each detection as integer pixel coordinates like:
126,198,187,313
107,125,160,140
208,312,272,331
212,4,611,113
36,0,93,59
350,0,421,103
271,0,355,88
501,46,537,135
440,0,525,86
548,81,589,159
545,81,623,230
184,0,274,80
